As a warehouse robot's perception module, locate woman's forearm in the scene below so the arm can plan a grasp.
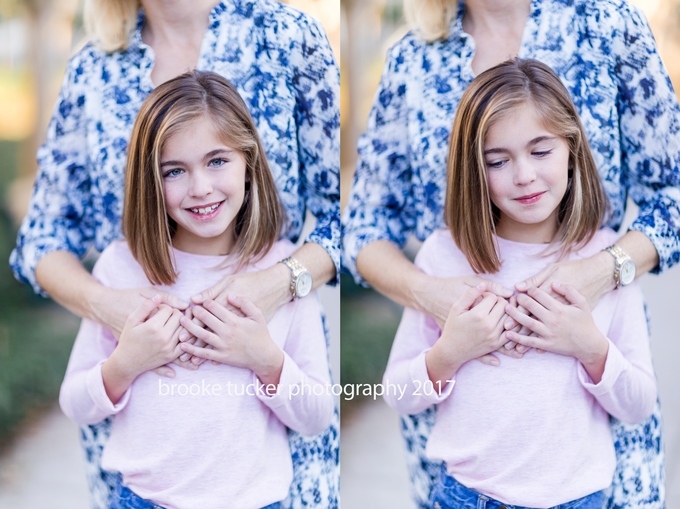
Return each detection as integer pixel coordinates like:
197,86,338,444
35,250,103,321
617,230,660,278
356,240,426,310
291,241,336,291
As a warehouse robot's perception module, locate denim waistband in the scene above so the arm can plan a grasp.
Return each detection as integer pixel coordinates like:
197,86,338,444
431,466,604,509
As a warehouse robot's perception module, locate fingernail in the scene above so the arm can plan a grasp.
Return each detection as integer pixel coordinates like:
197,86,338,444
491,359,500,366
553,282,561,288
516,282,527,291
506,332,514,340
517,345,526,353
191,357,201,365
504,320,512,329
163,369,175,378
505,306,512,314
476,283,485,290
180,353,190,361
191,294,202,303
152,294,161,302
190,364,198,370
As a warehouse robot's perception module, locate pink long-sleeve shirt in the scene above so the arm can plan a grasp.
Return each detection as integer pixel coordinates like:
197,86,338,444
60,240,334,509
383,228,657,508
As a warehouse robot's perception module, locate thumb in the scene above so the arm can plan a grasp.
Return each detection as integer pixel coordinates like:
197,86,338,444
191,279,226,304
551,282,586,308
516,265,551,292
129,295,162,325
453,284,487,314
226,295,265,323
158,291,189,310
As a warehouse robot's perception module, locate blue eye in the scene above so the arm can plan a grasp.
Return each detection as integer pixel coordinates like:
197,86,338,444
163,168,184,178
208,158,227,167
532,150,553,157
486,160,506,169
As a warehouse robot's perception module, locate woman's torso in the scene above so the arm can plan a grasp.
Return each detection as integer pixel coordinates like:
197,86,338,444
355,0,664,242
56,0,334,251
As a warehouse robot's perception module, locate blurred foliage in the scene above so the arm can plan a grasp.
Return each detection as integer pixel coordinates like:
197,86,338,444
340,274,402,411
0,140,80,448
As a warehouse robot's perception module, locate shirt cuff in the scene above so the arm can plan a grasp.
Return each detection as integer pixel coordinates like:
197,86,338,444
86,361,131,415
254,352,301,409
578,339,626,395
409,350,455,404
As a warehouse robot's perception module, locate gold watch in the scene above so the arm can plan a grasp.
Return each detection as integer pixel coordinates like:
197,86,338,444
603,244,636,289
279,257,312,299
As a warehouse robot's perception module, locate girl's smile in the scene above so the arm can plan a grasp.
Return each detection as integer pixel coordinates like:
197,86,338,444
161,117,247,256
484,103,570,244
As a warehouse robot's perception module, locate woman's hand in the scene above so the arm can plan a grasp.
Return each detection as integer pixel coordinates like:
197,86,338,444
179,296,285,386
426,284,510,387
102,297,184,403
90,285,189,338
189,263,291,324
504,283,609,383
516,252,616,310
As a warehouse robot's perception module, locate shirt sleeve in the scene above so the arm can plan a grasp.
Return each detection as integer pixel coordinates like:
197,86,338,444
612,5,680,272
10,51,96,296
577,281,657,425
59,317,130,425
255,292,334,436
290,15,341,284
341,41,416,285
382,307,454,415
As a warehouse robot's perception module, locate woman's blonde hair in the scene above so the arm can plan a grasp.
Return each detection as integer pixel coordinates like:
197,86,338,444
84,0,140,52
123,70,286,285
404,0,458,42
445,58,608,274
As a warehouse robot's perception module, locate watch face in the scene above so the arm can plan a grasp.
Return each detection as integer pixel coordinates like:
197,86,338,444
620,260,636,286
296,271,313,298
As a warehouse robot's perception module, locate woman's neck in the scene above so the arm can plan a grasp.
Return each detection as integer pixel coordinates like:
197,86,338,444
141,0,217,45
462,0,532,75
140,0,219,85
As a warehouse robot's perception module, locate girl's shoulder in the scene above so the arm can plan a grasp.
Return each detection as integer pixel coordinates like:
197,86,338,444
415,229,471,277
251,239,297,272
573,228,620,260
92,240,149,288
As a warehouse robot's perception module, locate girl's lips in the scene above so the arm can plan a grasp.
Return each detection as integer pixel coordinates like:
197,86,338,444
185,201,224,220
514,192,545,204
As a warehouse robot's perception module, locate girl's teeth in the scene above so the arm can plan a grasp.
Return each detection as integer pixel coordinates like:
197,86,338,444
191,204,219,214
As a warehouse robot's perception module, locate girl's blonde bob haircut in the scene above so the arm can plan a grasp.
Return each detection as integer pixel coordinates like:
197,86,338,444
445,58,608,274
124,70,286,286
84,0,140,52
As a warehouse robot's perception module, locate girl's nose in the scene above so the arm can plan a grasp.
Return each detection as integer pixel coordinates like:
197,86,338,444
189,171,213,197
513,160,537,186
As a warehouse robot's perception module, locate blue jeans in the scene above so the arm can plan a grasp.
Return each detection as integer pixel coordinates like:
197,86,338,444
109,478,281,509
430,467,604,509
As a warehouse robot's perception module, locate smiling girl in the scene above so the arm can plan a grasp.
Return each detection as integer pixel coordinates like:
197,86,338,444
383,59,657,508
59,70,334,509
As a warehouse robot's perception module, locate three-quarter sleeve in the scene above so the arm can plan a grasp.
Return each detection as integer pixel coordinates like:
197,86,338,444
290,16,341,283
613,5,680,272
10,52,96,295
342,43,415,285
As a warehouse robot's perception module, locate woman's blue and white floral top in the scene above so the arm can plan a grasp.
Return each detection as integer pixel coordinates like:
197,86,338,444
10,1,339,509
11,0,340,294
343,0,677,507
343,0,680,284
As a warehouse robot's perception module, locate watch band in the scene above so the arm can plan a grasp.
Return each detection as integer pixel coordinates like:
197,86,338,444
603,244,635,289
279,257,312,299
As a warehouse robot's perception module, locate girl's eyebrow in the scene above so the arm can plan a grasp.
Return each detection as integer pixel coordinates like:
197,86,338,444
484,135,556,155
160,149,235,167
